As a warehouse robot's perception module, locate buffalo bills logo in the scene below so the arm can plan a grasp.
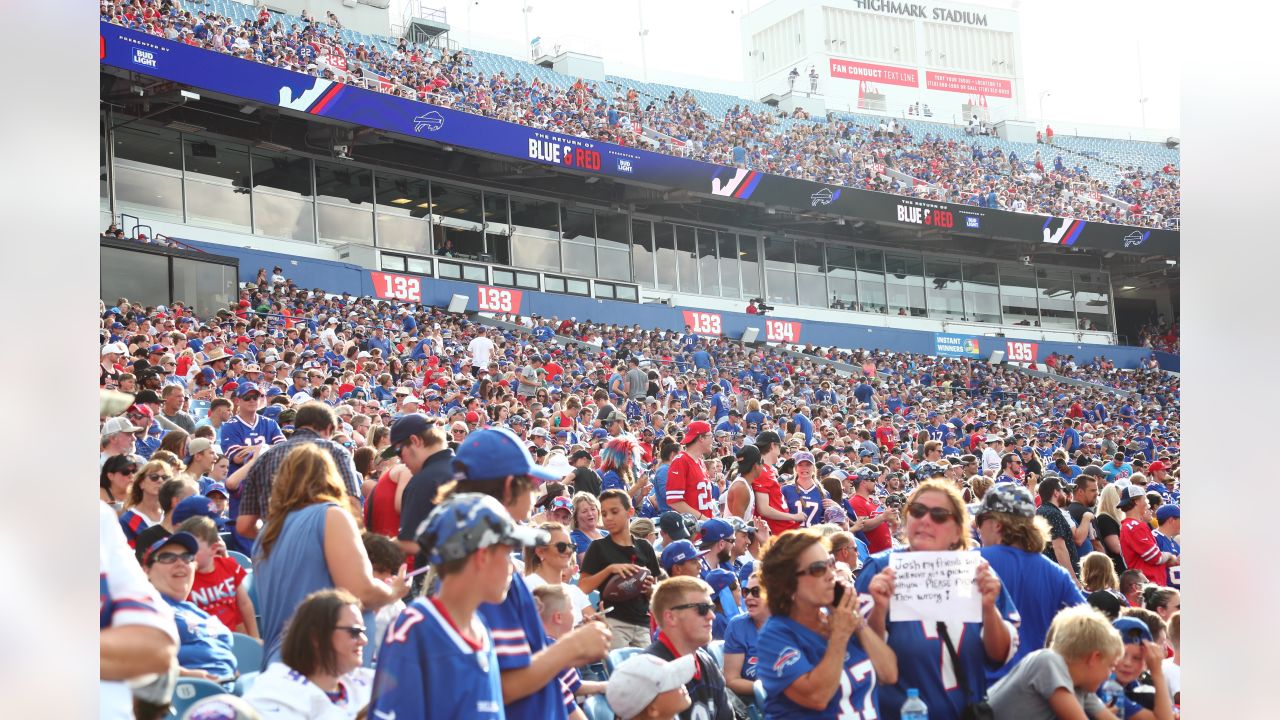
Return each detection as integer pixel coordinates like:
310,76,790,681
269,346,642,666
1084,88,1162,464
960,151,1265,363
1124,230,1150,247
413,111,445,133
773,647,802,676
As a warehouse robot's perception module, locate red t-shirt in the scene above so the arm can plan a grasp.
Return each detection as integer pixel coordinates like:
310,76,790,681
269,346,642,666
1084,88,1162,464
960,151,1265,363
188,556,247,632
752,465,798,535
1121,518,1167,586
666,450,712,517
368,470,401,539
850,494,893,553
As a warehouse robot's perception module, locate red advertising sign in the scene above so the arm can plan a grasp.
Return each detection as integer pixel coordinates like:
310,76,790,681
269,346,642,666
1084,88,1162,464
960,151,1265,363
476,285,523,314
765,319,802,344
1005,340,1039,363
829,58,919,88
925,71,1013,99
681,310,723,337
370,272,422,302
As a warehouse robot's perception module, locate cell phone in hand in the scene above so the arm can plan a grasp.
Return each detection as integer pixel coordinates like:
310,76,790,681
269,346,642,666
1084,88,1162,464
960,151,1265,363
832,580,848,607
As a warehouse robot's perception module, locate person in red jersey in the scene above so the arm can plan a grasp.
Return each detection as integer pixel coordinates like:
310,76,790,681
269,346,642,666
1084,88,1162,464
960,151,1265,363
666,421,716,521
749,431,805,535
848,466,894,553
1118,486,1177,587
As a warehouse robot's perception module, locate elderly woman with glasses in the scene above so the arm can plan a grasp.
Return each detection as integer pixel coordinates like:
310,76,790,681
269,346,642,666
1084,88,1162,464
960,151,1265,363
119,460,172,548
244,588,374,719
756,528,897,718
853,479,1019,720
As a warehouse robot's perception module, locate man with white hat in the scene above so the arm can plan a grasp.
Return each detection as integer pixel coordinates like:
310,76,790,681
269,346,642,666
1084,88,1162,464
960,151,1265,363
606,653,696,720
100,416,142,467
981,434,1005,476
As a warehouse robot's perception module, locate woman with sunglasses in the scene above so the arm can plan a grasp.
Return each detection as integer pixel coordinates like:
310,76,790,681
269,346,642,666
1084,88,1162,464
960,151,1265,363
721,571,770,707
119,460,172,548
245,588,374,719
524,522,596,624
756,528,897,719
853,479,1018,720
100,455,139,514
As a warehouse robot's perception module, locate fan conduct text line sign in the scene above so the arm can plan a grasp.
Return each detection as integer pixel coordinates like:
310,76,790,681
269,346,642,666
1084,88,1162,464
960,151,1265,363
889,551,982,624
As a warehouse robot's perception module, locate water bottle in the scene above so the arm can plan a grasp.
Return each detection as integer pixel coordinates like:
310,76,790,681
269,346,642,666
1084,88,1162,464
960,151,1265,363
1101,674,1126,719
900,687,929,720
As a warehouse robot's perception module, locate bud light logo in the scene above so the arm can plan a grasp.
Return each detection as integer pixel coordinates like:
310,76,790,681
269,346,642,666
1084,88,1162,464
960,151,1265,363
965,216,981,229
617,158,634,174
132,48,157,68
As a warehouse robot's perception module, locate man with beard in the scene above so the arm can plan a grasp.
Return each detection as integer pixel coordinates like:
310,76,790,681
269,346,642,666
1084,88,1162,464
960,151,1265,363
695,518,737,573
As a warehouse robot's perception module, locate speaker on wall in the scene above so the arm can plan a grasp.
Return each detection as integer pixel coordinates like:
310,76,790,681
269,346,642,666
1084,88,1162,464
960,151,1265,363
742,327,760,344
988,350,1006,365
447,294,469,314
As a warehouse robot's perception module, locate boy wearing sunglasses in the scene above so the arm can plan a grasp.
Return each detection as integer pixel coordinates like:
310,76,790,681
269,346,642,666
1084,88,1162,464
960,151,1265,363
643,576,734,720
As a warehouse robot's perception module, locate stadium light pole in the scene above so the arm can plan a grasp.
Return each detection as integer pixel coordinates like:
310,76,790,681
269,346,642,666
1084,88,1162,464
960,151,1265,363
1038,91,1051,122
637,0,650,81
522,2,533,59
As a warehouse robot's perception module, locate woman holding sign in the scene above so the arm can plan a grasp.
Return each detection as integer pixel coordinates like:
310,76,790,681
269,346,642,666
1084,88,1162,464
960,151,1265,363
755,528,897,719
853,479,1019,720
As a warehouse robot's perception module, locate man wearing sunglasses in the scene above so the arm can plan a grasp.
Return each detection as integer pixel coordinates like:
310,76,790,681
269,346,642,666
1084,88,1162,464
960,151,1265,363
644,576,734,720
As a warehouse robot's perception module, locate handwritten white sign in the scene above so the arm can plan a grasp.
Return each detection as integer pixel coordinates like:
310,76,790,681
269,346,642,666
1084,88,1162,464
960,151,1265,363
889,551,982,624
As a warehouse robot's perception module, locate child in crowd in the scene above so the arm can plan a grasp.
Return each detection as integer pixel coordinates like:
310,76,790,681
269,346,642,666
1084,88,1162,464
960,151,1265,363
532,584,606,706
361,531,407,663
177,515,258,638
606,653,696,720
1163,611,1181,705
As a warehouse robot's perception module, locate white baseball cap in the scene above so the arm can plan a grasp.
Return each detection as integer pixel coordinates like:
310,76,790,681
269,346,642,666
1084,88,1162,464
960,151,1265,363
606,653,696,719
101,416,142,438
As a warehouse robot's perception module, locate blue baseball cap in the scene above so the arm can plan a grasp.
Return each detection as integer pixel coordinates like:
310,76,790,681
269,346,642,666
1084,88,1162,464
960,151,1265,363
454,427,564,483
204,482,229,498
698,518,735,548
415,493,549,567
1113,617,1153,645
235,382,260,398
141,531,199,566
1155,504,1180,523
591,428,609,440
737,560,756,585
703,567,738,595
660,539,709,572
172,495,221,524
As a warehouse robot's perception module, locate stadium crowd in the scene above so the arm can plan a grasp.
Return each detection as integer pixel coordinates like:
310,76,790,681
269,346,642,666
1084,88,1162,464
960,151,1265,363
100,267,1181,719
101,0,1179,230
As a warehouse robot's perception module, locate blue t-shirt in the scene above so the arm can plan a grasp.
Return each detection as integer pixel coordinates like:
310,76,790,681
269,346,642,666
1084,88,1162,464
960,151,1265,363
792,413,814,446
477,571,567,720
757,615,880,719
163,596,237,681
722,614,762,683
978,544,1085,683
650,465,671,515
368,597,504,719
854,550,1021,720
600,469,625,492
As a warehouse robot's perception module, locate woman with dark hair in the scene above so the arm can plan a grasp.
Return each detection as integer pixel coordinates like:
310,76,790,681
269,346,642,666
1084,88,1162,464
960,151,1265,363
244,588,374,719
854,479,1018,720
100,454,139,513
756,528,897,718
253,444,409,668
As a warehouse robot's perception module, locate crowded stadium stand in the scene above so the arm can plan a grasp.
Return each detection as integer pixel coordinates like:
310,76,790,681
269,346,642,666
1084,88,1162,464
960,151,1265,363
99,3,1182,717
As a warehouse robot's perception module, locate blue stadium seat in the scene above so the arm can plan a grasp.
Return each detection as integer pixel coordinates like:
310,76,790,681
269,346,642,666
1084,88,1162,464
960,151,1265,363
582,693,615,720
706,639,725,669
167,679,228,719
231,632,263,673
242,570,260,627
227,550,252,570
579,660,609,682
605,647,642,674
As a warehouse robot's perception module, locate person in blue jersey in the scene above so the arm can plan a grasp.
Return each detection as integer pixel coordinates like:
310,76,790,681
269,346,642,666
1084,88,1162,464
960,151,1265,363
444,427,613,720
975,484,1085,683
368,493,543,720
220,382,284,551
756,528,897,719
1152,506,1181,591
854,479,1019,720
779,452,830,528
722,571,770,707
791,407,814,447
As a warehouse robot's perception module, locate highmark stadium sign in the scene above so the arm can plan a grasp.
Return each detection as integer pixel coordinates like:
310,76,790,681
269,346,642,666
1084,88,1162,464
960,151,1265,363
98,21,1178,257
852,0,990,26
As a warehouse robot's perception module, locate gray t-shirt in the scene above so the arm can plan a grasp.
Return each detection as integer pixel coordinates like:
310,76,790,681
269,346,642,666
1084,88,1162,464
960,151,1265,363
625,368,648,399
987,648,1105,720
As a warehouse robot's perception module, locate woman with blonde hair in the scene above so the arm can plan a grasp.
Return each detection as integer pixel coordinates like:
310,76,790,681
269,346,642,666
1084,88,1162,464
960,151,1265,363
523,522,595,624
975,484,1086,682
855,479,1016,719
1081,552,1121,594
253,444,409,668
968,474,994,501
1095,483,1127,574
119,459,172,547
569,491,606,564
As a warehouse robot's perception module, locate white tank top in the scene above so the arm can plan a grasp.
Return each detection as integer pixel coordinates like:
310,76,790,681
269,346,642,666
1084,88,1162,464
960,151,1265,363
721,476,756,522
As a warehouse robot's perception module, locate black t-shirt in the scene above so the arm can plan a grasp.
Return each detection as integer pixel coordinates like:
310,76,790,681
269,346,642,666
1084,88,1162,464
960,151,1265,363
1037,503,1080,576
398,447,456,565
572,466,602,498
644,638,734,720
1095,513,1127,575
581,535,660,628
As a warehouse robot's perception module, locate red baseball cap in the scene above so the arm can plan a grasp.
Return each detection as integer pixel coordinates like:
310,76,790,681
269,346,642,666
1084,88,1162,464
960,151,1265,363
465,410,481,424
1147,460,1168,473
682,420,712,445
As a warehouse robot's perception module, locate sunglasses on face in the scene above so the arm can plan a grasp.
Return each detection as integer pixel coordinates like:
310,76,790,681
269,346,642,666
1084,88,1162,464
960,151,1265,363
742,586,762,598
334,625,368,639
549,541,575,555
907,502,957,524
146,473,172,482
796,556,837,578
670,602,715,617
151,551,195,565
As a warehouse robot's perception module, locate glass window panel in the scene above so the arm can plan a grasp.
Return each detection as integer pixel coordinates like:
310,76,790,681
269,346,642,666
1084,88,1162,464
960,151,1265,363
562,241,596,277
433,221,485,258
855,249,886,313
511,234,561,272
764,237,795,271
172,257,237,318
797,273,827,308
114,127,182,171
484,192,510,234
676,225,698,293
433,183,484,225
925,259,964,320
183,139,250,185
560,207,595,243
375,173,432,214
826,244,857,309
617,285,639,302
999,266,1039,326
654,223,677,292
766,269,797,305
595,283,616,299
739,235,761,298
596,210,629,252
101,246,169,309
382,254,407,272
545,276,566,293
376,214,433,254
795,240,825,274
101,115,110,209
632,220,655,287
407,257,432,275
567,278,590,295
1036,268,1076,329
113,167,183,220
251,152,312,198
962,261,1001,324
697,229,720,297
253,192,315,242
462,265,487,282
314,162,373,207
510,196,560,237
487,235,511,266
516,272,539,289
184,181,250,232
317,203,373,245
885,253,925,317
718,234,740,298
437,261,462,279
1074,271,1112,331
598,248,631,281
493,269,515,286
